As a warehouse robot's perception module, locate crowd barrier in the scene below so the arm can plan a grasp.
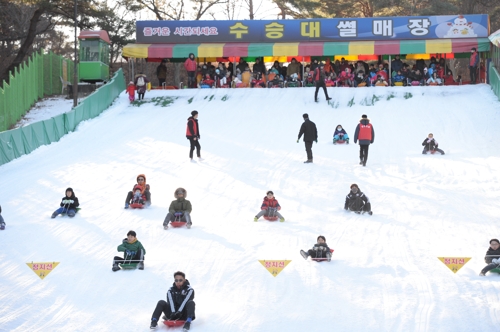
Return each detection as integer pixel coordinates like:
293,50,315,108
0,69,126,167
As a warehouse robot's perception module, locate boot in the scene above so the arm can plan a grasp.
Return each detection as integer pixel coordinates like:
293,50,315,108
187,221,192,229
138,262,144,270
183,321,191,331
326,97,332,101
304,159,313,163
112,263,121,272
326,252,332,262
300,250,309,260
150,318,158,329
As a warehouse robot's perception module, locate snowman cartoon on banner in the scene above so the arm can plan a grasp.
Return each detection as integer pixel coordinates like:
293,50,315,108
443,15,477,38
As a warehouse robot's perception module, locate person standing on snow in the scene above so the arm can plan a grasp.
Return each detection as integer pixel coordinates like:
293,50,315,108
297,113,318,163
354,114,374,166
469,47,479,84
186,111,201,161
156,59,167,87
313,63,332,102
184,53,197,88
150,271,195,331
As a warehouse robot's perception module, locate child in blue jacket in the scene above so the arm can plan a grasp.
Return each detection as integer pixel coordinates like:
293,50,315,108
333,124,349,144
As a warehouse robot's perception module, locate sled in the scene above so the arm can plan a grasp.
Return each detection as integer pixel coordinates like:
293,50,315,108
164,320,185,327
490,268,500,274
170,221,188,228
130,203,145,209
119,263,138,269
311,249,334,262
333,139,346,144
393,82,404,86
263,215,279,221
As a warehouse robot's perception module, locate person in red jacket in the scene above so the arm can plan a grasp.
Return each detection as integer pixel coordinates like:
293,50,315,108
469,47,479,84
254,191,285,222
184,53,197,88
125,81,135,102
354,114,375,167
186,110,201,161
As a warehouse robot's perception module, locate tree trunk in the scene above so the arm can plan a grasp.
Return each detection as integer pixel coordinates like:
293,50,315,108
0,7,45,85
174,63,181,87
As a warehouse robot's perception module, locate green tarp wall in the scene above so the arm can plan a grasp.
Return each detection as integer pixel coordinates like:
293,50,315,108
0,69,126,166
0,50,77,132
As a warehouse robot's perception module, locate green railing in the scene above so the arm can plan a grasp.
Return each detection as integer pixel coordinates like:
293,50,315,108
490,43,500,101
0,50,76,132
0,69,126,166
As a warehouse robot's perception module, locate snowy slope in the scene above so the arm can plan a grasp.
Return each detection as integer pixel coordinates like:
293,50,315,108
1,85,500,332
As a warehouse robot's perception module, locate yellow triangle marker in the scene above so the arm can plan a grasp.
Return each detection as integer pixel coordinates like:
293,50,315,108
259,260,291,277
26,262,59,280
437,257,471,274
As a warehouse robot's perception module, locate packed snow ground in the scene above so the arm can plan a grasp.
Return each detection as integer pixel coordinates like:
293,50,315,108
1,85,500,332
14,95,74,128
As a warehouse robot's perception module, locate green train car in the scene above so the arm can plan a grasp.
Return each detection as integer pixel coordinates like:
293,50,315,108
78,30,110,82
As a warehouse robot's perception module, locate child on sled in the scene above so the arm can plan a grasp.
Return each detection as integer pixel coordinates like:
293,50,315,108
333,124,349,144
479,239,500,276
300,235,332,261
51,187,80,218
422,133,445,155
254,191,285,222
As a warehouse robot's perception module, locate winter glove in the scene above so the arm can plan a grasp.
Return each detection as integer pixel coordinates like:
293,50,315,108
493,258,499,264
314,247,319,251
125,250,132,257
427,138,432,143
170,311,182,320
69,200,74,204
62,200,69,204
315,140,318,143
174,212,183,217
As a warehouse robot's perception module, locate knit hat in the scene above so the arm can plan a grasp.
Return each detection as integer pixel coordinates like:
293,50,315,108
317,235,326,242
129,81,134,85
350,184,359,189
303,113,309,119
361,114,367,119
191,110,198,116
490,239,500,245
266,190,274,195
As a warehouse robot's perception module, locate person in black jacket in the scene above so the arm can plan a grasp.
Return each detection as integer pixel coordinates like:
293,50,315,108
313,64,332,102
300,235,332,261
150,271,195,330
479,239,500,276
422,133,445,155
51,188,79,218
297,113,318,163
344,184,372,215
186,110,201,161
0,205,5,230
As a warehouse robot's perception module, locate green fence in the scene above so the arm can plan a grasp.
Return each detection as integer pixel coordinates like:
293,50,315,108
0,50,76,132
0,69,126,166
490,43,500,101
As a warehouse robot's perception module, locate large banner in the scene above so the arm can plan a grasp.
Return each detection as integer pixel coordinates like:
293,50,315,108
137,15,489,44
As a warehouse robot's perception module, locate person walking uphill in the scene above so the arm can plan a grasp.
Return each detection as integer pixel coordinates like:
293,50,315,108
297,113,318,163
354,114,374,167
186,111,201,161
184,53,197,88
